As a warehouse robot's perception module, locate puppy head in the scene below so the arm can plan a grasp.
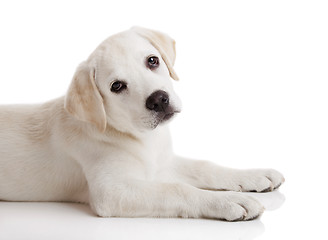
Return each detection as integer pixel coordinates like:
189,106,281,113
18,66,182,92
65,27,181,134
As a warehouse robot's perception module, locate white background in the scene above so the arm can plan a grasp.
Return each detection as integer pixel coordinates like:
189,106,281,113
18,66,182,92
0,0,327,239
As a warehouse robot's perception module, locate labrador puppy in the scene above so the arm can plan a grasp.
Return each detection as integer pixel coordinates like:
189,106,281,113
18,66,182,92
0,27,284,221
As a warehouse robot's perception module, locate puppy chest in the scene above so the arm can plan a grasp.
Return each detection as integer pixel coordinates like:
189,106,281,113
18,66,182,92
134,139,173,181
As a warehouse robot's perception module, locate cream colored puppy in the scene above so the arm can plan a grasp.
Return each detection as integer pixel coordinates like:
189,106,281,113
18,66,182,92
0,27,284,221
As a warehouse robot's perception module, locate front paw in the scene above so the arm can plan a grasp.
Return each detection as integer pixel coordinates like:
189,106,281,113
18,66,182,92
237,169,285,192
209,192,265,221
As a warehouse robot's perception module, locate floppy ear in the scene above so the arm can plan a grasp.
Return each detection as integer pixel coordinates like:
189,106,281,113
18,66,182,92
132,26,179,81
64,61,107,132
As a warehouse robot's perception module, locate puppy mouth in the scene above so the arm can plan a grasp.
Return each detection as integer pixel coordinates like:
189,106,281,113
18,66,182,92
161,110,180,121
152,108,180,128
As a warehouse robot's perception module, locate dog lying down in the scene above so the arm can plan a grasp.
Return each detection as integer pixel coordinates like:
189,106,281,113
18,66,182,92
0,27,284,221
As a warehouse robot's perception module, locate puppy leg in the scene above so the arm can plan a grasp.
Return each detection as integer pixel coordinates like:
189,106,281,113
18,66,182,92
172,156,285,192
88,179,264,221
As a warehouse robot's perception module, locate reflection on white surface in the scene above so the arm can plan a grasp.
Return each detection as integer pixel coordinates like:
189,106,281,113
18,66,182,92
0,191,285,240
93,217,265,240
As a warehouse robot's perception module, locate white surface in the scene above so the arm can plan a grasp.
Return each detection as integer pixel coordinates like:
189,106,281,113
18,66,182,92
0,186,326,240
1,191,284,240
0,0,328,239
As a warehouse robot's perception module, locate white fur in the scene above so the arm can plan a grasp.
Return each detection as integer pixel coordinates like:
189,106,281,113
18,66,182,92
0,27,284,221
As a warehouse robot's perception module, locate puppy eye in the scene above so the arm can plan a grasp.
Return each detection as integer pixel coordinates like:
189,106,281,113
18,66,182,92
147,56,159,69
110,81,127,93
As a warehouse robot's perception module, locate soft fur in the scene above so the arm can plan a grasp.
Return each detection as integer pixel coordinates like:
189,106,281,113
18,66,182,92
0,27,284,221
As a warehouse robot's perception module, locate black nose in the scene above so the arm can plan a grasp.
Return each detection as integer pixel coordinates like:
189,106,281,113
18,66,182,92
146,90,169,112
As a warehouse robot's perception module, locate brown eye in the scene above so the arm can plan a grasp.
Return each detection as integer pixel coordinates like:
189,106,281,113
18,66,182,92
110,81,127,93
147,56,159,69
